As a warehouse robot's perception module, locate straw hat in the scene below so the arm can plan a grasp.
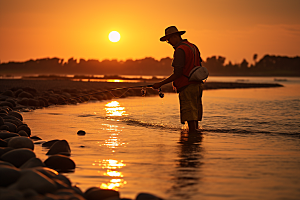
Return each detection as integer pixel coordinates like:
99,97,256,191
160,26,186,41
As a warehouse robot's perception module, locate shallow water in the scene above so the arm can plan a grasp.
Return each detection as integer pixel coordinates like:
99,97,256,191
22,77,300,200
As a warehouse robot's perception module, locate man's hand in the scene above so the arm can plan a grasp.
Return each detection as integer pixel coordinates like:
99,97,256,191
152,83,162,89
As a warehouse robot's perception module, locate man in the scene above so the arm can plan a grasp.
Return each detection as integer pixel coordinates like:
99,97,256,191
152,26,203,133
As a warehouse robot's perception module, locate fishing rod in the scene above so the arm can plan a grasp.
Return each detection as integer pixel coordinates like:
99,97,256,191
56,84,164,105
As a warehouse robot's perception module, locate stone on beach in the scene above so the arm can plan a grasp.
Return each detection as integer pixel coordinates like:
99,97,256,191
16,124,31,136
46,139,71,155
2,90,15,97
42,139,60,148
84,187,120,200
136,193,164,200
44,155,76,171
17,130,28,137
0,188,23,200
0,165,21,187
8,136,34,150
1,148,36,168
77,130,86,135
3,122,17,132
8,111,23,121
8,169,57,194
20,157,45,169
0,101,14,109
0,116,4,126
0,131,19,139
17,91,34,99
0,138,8,147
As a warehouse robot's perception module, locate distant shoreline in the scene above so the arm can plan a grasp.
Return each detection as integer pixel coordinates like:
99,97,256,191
0,79,283,94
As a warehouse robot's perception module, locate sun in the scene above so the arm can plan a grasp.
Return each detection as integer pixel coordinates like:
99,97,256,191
109,31,121,42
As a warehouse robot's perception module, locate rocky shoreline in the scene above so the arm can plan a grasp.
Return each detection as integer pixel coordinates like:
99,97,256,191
0,80,167,200
0,79,283,200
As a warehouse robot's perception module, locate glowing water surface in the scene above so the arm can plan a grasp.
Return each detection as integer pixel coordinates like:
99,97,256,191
22,81,300,200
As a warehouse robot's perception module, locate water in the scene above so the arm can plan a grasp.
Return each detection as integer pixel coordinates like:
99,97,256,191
21,77,300,200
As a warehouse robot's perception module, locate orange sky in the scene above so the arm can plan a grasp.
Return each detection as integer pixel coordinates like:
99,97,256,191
1,0,300,64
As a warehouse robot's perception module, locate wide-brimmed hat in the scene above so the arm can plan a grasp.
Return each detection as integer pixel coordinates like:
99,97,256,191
160,26,186,41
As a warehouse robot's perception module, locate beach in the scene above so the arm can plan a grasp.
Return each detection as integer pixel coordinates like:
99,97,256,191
1,77,299,200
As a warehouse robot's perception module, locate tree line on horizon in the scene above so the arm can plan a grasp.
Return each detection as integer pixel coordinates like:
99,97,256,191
0,54,299,76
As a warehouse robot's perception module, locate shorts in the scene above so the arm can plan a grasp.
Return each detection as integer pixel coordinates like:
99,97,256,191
179,83,203,124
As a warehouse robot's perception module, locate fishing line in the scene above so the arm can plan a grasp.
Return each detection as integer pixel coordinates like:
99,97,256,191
48,84,164,106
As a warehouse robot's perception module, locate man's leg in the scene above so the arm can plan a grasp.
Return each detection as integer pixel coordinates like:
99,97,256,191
188,120,198,132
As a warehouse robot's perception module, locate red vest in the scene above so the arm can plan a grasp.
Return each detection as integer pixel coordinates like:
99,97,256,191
173,41,201,91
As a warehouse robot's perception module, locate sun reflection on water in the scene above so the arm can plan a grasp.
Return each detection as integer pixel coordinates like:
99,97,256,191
98,124,128,153
104,101,128,117
92,159,127,190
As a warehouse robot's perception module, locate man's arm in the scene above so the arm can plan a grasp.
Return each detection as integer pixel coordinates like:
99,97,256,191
152,48,185,89
152,73,181,89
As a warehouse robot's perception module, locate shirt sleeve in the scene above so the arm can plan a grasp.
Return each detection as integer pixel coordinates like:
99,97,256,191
172,48,185,76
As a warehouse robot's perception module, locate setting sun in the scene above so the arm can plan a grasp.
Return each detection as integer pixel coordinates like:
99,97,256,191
109,31,121,43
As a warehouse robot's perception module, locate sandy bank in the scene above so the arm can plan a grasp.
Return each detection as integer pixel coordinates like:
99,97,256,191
0,79,283,93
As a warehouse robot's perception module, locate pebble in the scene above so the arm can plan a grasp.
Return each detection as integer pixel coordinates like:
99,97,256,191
20,157,45,169
8,169,57,194
77,130,86,135
8,136,34,150
0,165,21,187
44,154,76,172
46,139,71,156
1,148,36,167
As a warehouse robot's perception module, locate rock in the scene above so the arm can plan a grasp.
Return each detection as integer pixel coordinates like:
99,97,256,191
17,98,28,106
46,140,71,156
84,187,120,200
21,188,39,200
33,167,59,179
8,136,34,150
45,191,86,200
20,157,45,169
136,193,164,200
77,130,86,136
0,138,7,147
0,109,8,114
8,169,57,194
0,160,15,167
44,155,75,172
2,90,14,97
0,125,10,131
38,97,49,107
0,165,21,187
42,139,60,148
18,91,34,99
8,111,23,121
48,96,58,104
30,135,42,140
55,174,72,187
16,125,31,137
14,89,24,97
0,147,13,157
0,131,19,139
1,148,36,167
0,188,23,200
0,101,14,109
3,118,23,127
6,99,16,107
0,116,4,126
18,130,28,137
27,99,40,107
3,122,17,133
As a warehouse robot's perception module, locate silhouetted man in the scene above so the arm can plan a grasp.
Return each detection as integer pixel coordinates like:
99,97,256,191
153,26,203,133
